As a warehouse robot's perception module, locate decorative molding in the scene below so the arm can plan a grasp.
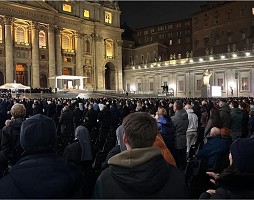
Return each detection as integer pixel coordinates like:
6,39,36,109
3,16,13,25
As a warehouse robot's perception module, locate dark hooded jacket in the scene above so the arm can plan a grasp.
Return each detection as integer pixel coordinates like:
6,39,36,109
93,147,187,199
219,105,231,128
0,118,26,166
171,109,189,149
0,114,85,199
230,108,242,132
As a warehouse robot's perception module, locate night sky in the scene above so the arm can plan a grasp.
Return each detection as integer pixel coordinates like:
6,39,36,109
119,1,206,30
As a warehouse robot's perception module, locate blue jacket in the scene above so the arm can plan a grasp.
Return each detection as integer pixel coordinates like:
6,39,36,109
197,136,232,169
157,115,174,141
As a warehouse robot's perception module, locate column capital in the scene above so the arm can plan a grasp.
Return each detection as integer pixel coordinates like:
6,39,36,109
31,21,40,30
48,24,57,32
3,16,13,25
91,33,102,42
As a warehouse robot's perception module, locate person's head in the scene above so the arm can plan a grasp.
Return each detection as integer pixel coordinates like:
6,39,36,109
239,102,247,110
209,127,221,137
230,100,239,109
116,125,127,152
219,99,227,108
20,114,57,153
122,112,157,149
220,127,231,137
173,100,183,112
157,107,167,117
10,103,26,119
230,137,254,173
184,104,192,110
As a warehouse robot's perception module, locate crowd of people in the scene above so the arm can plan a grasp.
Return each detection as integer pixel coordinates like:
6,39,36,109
0,95,253,198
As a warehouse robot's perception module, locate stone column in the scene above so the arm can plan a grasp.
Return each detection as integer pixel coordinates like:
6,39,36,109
56,28,62,88
31,22,40,88
116,40,123,91
75,32,82,76
48,25,56,88
93,33,103,90
4,16,14,83
75,32,82,88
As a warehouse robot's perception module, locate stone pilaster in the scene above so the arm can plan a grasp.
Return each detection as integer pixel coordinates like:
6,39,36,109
4,16,14,83
55,27,62,88
48,25,56,88
31,22,40,88
92,33,103,90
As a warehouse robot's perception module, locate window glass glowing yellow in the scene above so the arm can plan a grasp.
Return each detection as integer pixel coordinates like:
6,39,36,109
63,4,72,12
84,9,90,18
105,11,112,24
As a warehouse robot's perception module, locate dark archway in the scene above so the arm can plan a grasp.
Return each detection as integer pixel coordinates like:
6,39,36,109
105,62,116,90
40,73,47,88
0,71,4,86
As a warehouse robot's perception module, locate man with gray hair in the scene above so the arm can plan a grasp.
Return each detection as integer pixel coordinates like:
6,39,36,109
185,103,198,154
171,100,189,171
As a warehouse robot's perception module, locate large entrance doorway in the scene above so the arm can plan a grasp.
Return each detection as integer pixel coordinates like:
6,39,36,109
16,64,28,85
40,73,47,88
105,62,116,90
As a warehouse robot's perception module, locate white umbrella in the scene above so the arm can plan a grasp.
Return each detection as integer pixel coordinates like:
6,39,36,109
0,83,30,90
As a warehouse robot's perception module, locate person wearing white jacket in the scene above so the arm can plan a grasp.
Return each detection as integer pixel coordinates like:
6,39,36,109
185,104,198,153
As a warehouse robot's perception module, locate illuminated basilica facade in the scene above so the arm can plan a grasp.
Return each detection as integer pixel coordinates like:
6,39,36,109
0,1,123,90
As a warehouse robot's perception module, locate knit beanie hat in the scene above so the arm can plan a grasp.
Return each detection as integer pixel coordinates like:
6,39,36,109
230,137,254,172
20,114,57,152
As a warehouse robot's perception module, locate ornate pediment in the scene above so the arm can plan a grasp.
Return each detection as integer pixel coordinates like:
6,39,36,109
99,1,120,11
12,0,58,13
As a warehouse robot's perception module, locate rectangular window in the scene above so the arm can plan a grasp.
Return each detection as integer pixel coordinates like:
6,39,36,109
149,82,153,91
138,83,142,92
178,80,184,92
151,28,154,33
252,8,254,15
63,4,72,12
197,80,202,91
186,37,190,43
64,57,72,62
242,32,246,39
242,77,249,90
169,39,173,45
217,78,224,90
177,38,181,44
144,30,148,35
84,9,90,18
105,11,112,24
0,25,2,43
168,25,173,29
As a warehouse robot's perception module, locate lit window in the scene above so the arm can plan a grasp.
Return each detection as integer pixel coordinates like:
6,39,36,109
39,31,46,47
169,39,173,45
62,35,71,49
178,38,181,44
0,25,2,43
105,11,112,24
16,27,25,43
252,8,254,15
63,4,72,12
105,39,113,58
84,9,90,18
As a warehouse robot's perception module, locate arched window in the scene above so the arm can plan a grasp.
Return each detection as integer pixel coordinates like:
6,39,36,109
0,25,2,43
62,35,71,49
85,40,90,53
39,31,46,47
16,27,25,43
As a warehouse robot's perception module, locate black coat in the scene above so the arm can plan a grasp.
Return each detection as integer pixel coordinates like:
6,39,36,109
0,118,25,166
94,154,187,199
0,153,85,199
59,109,74,135
199,173,254,199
